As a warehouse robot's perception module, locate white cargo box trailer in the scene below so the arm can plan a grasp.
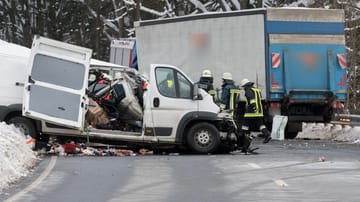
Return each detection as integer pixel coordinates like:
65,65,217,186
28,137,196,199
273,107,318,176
134,10,267,95
110,38,136,67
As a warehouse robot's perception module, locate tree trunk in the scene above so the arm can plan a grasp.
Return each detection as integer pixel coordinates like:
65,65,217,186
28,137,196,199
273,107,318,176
216,0,227,11
239,0,249,9
9,1,17,43
135,0,141,21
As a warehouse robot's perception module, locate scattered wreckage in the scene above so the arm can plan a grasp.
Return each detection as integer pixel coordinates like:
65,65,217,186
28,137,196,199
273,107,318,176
48,140,154,157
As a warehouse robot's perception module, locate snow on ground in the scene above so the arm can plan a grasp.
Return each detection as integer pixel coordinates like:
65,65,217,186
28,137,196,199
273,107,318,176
0,122,37,193
297,123,360,144
285,0,315,7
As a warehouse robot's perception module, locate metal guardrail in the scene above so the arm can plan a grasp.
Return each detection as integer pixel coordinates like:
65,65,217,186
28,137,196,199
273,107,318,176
331,113,360,127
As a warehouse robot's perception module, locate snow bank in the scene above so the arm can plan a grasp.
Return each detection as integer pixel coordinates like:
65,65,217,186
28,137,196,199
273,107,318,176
297,123,360,144
0,122,37,193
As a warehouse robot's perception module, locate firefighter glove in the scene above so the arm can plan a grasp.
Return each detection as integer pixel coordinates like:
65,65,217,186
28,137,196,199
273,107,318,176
220,104,226,111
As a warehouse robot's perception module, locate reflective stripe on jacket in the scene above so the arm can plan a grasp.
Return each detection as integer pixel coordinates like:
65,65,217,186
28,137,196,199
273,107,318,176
208,89,216,96
230,89,241,116
244,87,263,118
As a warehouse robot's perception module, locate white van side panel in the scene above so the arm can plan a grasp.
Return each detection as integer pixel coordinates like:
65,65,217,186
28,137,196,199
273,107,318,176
0,41,30,106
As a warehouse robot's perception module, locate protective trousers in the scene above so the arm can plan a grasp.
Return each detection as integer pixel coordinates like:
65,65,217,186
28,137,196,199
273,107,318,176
236,132,251,152
241,117,271,143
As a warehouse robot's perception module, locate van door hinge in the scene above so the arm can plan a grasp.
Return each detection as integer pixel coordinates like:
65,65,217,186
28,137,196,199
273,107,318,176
28,76,35,84
15,82,24,87
27,85,31,91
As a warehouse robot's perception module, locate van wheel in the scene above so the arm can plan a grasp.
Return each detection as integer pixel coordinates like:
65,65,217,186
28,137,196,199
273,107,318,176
7,116,37,138
186,122,220,154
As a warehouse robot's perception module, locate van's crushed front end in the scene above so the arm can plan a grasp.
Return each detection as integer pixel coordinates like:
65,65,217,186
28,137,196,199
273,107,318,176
215,111,251,153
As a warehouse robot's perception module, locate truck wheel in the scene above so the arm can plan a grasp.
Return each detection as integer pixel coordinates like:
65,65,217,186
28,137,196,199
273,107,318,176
7,116,37,138
285,132,298,139
285,122,302,139
186,122,220,154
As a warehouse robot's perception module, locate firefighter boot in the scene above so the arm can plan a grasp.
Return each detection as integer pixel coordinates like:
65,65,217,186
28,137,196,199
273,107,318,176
261,128,272,144
237,133,251,152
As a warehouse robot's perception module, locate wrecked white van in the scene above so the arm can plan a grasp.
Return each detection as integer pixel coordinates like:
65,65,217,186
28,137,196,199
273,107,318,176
17,36,241,153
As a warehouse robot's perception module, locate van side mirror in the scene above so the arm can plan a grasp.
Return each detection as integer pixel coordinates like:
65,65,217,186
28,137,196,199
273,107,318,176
193,83,202,100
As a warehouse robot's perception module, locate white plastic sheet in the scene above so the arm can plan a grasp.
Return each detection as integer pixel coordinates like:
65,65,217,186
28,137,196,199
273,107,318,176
271,115,288,140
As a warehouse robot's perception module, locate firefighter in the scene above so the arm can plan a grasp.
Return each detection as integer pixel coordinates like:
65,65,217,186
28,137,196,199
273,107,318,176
220,72,236,110
158,73,176,97
240,78,271,144
198,69,215,99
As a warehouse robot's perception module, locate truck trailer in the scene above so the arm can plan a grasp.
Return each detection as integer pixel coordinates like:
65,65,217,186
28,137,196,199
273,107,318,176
134,8,347,138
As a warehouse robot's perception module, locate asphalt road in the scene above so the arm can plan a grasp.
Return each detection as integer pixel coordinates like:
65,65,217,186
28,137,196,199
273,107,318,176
2,139,360,202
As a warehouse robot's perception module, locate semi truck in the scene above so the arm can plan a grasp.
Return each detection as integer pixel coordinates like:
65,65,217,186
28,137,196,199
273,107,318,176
133,8,348,138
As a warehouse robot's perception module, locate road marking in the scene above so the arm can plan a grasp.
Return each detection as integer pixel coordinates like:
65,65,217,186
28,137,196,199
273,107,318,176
5,156,57,202
247,163,261,169
274,179,288,187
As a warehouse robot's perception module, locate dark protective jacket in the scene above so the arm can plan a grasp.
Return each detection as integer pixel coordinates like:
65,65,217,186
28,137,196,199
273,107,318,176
198,77,215,97
244,84,264,118
221,80,236,110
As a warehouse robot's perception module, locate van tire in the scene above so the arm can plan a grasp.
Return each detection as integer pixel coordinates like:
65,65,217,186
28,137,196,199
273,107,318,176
186,122,220,154
7,116,37,138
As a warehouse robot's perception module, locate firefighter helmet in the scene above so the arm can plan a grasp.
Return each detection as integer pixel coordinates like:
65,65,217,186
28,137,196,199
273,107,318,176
202,69,212,78
240,78,251,87
222,72,232,80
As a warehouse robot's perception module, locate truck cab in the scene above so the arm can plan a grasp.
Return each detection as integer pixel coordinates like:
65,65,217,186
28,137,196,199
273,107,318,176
23,36,235,153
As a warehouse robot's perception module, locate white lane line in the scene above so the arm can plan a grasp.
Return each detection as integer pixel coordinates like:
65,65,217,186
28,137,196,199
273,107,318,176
247,163,261,169
274,179,288,187
247,163,289,188
5,156,58,202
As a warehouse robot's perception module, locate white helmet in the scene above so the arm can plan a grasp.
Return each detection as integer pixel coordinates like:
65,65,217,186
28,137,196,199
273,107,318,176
202,69,212,78
222,72,232,80
240,78,251,87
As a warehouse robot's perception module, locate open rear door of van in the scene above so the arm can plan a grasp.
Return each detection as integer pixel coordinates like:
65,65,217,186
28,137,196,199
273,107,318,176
23,36,92,129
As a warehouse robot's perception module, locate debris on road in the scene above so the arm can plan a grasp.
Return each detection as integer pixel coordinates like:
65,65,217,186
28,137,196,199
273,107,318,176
63,141,81,154
138,148,153,155
45,139,157,157
113,149,135,156
319,156,326,162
